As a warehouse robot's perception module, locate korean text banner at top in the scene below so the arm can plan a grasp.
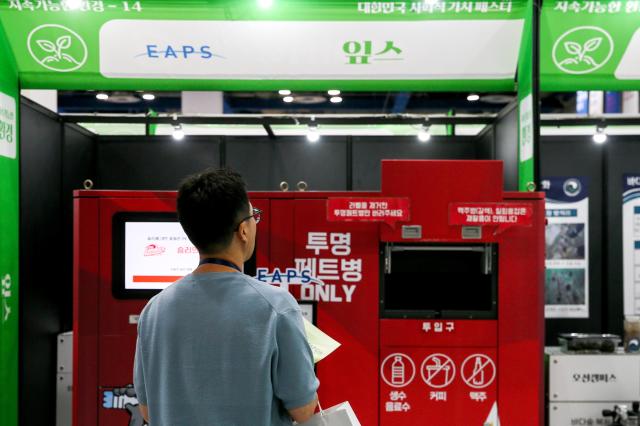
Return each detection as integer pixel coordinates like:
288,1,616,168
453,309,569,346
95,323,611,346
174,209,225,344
541,0,640,91
0,0,528,91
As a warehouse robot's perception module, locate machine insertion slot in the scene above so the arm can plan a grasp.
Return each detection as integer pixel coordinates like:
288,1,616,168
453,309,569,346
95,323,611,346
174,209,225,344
381,243,497,319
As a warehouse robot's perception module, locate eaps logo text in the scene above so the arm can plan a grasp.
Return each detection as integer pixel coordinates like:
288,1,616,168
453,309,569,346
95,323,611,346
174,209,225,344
139,44,223,60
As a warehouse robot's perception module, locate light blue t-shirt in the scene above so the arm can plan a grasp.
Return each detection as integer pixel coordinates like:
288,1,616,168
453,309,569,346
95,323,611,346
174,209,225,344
133,272,319,426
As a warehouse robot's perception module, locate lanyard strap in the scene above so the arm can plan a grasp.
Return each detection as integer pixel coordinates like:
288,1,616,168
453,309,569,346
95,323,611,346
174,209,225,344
198,258,242,273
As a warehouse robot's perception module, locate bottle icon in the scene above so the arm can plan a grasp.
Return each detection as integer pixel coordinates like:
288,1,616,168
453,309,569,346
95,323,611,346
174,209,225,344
472,357,485,386
391,356,406,385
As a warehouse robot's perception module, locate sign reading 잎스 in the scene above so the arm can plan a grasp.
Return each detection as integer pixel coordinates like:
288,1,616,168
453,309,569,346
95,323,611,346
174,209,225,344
327,198,410,226
98,19,523,81
0,91,16,159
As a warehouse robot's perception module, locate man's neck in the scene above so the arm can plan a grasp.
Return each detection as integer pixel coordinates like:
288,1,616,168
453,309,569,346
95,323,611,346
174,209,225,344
194,252,244,274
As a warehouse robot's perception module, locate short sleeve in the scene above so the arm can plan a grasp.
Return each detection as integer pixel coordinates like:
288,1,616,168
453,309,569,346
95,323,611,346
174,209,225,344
272,309,320,410
133,332,148,405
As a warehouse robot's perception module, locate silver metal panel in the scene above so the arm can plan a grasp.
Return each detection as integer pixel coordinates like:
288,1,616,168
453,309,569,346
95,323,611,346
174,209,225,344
57,331,73,374
462,226,482,239
549,353,640,401
549,402,631,426
401,225,422,239
56,373,72,426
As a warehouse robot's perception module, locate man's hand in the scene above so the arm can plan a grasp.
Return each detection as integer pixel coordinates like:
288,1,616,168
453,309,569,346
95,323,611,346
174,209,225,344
288,394,318,424
124,403,148,426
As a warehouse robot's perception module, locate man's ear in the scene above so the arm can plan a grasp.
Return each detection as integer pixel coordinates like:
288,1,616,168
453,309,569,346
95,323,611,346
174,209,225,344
238,221,249,243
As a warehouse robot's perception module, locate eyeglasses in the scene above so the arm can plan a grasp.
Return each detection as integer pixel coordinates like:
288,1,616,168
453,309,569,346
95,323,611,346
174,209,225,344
235,207,262,231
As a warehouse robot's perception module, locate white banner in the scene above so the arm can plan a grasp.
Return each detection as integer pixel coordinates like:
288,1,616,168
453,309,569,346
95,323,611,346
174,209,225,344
0,92,16,160
623,175,640,315
99,19,523,80
543,177,590,319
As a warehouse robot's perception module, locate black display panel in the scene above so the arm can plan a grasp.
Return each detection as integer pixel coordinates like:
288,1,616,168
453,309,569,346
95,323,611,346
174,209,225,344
381,244,498,319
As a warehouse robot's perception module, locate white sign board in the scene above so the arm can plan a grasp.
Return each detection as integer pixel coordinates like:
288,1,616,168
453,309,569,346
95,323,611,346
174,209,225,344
0,91,16,159
623,174,640,315
124,222,198,290
549,354,640,402
543,177,590,318
99,19,523,80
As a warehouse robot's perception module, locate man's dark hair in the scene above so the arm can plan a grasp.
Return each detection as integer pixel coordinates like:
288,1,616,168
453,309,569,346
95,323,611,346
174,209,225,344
177,168,249,253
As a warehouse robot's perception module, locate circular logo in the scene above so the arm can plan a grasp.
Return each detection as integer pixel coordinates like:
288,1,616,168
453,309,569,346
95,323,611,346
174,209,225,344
380,353,416,388
27,24,88,72
420,353,456,389
563,178,582,197
552,26,614,75
461,354,496,389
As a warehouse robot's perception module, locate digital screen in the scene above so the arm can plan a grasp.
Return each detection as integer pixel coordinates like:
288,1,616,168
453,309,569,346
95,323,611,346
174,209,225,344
123,221,199,291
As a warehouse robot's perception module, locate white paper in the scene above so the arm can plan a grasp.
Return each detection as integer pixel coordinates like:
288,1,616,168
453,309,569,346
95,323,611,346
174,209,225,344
298,401,361,426
303,318,341,364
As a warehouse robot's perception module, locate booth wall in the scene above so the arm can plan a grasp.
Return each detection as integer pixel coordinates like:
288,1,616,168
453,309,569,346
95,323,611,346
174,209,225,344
19,99,95,426
493,104,520,191
226,136,349,191
96,135,481,191
605,138,640,335
0,23,19,426
97,136,221,190
540,135,640,345
352,136,477,190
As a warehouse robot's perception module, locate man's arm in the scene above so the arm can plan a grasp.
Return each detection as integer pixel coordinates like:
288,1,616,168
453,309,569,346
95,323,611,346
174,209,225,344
288,394,318,423
138,404,149,423
273,308,320,422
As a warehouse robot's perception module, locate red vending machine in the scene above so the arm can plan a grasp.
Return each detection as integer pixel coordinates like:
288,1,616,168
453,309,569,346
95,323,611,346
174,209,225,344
73,160,544,426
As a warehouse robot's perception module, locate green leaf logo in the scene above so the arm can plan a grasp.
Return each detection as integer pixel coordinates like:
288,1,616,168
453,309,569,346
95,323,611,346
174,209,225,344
27,24,88,72
553,27,614,75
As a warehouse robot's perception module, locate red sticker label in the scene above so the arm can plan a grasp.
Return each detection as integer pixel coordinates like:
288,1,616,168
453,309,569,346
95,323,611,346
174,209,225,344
449,203,533,230
327,198,410,227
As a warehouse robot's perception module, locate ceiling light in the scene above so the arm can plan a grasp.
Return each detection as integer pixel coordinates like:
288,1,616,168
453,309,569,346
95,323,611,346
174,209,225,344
63,0,83,10
258,0,273,9
307,119,320,143
142,93,155,101
593,126,607,144
467,93,480,102
283,96,294,103
330,96,343,104
417,124,431,143
96,92,109,101
328,90,341,96
278,89,291,96
172,125,185,141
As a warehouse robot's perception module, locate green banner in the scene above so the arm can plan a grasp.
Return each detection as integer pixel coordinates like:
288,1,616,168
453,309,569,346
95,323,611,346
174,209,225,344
541,1,640,90
0,18,19,426
0,0,527,91
517,0,534,191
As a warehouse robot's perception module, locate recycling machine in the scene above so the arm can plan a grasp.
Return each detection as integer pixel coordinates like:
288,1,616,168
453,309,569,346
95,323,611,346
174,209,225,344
73,160,545,425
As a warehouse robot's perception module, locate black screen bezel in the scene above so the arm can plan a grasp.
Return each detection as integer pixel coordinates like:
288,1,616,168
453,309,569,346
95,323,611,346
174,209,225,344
112,211,182,300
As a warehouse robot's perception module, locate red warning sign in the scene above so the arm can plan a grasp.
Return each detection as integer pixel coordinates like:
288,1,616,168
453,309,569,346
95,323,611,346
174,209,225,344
420,354,456,389
461,354,496,389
